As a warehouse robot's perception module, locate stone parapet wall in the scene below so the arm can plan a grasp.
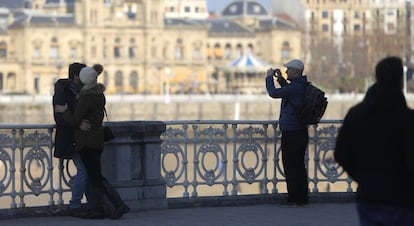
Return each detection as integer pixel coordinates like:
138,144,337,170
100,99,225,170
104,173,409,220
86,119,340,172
1,94,414,124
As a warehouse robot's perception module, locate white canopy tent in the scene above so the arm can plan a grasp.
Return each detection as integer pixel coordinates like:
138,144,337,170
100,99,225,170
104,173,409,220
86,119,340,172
218,53,274,94
225,52,271,72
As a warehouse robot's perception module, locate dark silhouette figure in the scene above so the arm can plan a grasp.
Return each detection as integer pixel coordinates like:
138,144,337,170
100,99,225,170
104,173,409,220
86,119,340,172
265,59,309,207
53,62,95,217
335,56,414,226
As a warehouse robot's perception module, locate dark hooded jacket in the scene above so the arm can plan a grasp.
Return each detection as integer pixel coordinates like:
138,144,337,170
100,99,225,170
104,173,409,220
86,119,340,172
52,79,81,159
334,83,414,206
63,84,106,151
266,75,308,131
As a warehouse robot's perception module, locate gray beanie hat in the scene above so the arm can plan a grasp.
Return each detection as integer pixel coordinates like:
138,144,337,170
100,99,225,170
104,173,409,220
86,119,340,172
79,66,98,85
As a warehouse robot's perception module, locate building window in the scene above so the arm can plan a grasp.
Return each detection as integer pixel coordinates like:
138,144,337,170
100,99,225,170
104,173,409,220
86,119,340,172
114,47,121,58
322,11,329,18
225,44,232,59
184,6,191,13
130,71,138,92
354,24,361,32
193,47,200,60
175,38,183,60
129,38,137,58
175,46,183,60
50,46,59,58
0,41,7,58
115,71,123,93
50,37,59,58
247,43,253,53
236,44,242,58
322,24,329,32
34,75,39,93
70,47,77,58
129,46,137,58
281,41,290,60
214,43,222,60
114,37,122,58
33,47,40,58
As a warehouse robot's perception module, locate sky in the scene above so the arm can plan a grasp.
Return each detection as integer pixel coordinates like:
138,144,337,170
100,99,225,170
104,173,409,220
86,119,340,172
207,0,271,13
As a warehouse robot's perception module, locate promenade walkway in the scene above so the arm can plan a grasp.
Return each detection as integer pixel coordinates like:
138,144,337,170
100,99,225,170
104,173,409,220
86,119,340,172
2,203,358,226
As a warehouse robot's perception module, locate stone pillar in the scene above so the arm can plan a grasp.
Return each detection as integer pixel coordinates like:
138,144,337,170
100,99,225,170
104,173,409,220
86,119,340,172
101,121,167,211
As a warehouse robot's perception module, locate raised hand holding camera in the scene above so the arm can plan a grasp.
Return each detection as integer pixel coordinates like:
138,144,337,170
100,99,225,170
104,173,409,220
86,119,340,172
267,68,282,77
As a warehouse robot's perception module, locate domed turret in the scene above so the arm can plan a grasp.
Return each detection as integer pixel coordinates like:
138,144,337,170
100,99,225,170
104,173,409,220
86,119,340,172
221,0,269,18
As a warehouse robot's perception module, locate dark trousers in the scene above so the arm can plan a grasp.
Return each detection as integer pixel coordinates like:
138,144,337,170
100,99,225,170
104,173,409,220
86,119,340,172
79,147,106,211
357,202,414,226
281,129,309,203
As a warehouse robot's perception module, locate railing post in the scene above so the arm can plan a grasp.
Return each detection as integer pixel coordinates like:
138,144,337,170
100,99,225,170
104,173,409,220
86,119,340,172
101,121,167,211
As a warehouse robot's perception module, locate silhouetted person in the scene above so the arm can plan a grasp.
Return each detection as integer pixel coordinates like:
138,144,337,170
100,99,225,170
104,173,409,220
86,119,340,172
265,59,309,207
53,62,94,218
335,56,414,226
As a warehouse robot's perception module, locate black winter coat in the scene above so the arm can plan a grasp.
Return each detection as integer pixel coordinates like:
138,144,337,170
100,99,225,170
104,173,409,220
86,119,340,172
52,79,80,159
334,83,414,206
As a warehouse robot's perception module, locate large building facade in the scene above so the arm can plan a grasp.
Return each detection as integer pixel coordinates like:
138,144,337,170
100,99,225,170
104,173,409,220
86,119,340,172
301,0,411,76
0,0,302,95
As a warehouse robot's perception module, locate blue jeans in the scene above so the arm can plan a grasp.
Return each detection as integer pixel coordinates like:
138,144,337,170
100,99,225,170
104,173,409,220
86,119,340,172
357,202,414,226
69,151,93,209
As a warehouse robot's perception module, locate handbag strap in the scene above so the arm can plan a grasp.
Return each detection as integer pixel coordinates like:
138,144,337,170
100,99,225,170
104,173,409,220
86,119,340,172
103,107,109,122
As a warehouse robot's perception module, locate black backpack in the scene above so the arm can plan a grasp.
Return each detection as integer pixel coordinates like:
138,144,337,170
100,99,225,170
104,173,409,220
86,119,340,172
291,82,328,125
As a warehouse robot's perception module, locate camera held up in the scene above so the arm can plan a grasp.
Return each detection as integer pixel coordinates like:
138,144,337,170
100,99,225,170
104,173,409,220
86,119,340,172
267,68,281,77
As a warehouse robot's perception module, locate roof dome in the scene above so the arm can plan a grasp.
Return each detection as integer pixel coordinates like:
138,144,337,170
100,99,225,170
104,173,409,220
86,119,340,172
221,0,269,17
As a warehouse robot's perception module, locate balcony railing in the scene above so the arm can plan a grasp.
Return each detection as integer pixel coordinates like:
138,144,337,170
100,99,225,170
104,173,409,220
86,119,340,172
0,120,352,211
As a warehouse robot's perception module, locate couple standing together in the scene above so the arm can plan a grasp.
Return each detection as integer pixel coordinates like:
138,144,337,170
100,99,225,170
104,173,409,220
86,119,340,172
53,63,130,219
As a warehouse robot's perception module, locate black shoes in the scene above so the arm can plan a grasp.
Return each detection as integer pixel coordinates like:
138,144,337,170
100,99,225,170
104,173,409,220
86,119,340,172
109,204,130,220
68,208,94,218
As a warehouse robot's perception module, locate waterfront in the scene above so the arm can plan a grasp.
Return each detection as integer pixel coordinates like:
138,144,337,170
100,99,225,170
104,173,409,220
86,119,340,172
0,93,390,124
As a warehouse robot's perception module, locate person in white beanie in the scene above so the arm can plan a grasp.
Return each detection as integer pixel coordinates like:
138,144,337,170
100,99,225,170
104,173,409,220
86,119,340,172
58,64,130,219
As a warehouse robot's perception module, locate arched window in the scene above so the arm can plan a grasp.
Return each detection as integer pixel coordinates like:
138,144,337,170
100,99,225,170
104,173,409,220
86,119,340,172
214,43,222,60
175,38,183,60
129,38,137,59
114,37,122,58
281,41,290,60
247,43,253,53
224,43,232,59
50,37,59,59
236,44,243,58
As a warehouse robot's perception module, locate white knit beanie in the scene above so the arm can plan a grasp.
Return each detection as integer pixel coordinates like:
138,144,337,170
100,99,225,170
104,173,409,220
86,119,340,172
79,66,98,85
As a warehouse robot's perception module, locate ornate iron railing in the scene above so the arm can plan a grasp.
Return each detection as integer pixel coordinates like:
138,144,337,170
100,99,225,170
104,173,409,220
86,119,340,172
0,124,75,209
0,120,352,209
160,120,354,198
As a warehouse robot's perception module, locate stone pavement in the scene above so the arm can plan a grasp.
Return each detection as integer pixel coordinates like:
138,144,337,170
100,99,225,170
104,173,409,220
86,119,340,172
1,203,358,226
